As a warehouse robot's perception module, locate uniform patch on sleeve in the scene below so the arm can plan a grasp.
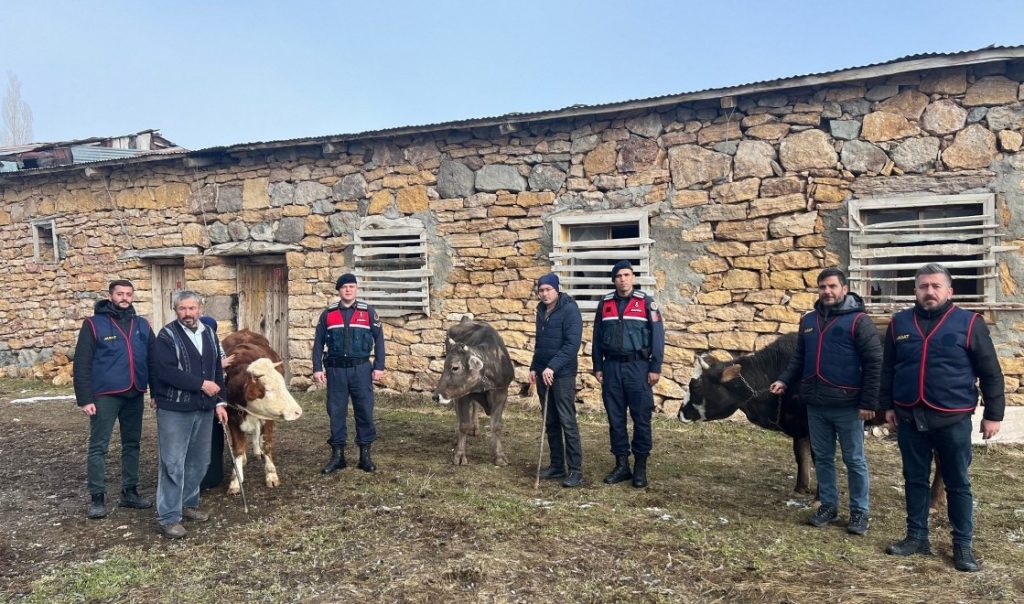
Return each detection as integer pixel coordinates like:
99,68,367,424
650,301,661,322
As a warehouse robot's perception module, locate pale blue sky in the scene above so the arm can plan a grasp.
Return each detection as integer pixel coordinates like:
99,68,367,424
1,0,1022,150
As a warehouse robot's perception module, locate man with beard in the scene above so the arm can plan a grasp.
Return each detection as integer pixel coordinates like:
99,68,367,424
771,268,881,535
881,263,1004,572
73,280,155,519
150,291,227,539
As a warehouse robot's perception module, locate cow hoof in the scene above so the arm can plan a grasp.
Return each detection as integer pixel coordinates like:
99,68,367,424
494,457,508,467
227,485,240,496
266,476,280,488
454,455,469,466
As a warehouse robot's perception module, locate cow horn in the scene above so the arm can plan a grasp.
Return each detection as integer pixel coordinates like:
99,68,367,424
448,337,456,347
698,355,711,370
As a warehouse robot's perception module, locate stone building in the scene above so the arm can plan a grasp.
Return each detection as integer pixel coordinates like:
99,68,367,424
2,46,1024,414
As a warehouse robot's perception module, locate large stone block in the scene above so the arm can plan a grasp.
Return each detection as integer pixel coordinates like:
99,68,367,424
625,113,663,138
697,122,742,145
275,217,305,243
986,103,1024,130
242,177,270,209
367,190,393,215
779,129,837,171
706,241,748,256
877,90,929,120
760,177,805,197
768,250,818,270
668,145,731,188
396,186,429,213
714,218,769,241
181,223,209,247
616,137,660,173
745,122,791,140
963,76,1019,107
861,111,920,142
701,204,748,222
919,68,967,95
583,142,618,176
528,164,567,192
476,165,526,192
722,269,760,289
921,99,968,135
734,140,776,179
941,124,997,170
711,178,760,203
212,185,243,213
769,270,806,289
671,189,709,208
769,211,818,237
892,137,940,173
749,193,806,218
708,331,756,352
840,140,889,174
689,256,729,274
333,173,368,201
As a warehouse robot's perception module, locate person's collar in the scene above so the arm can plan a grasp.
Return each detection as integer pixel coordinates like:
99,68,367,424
614,288,634,299
177,320,204,334
339,299,357,309
913,298,954,319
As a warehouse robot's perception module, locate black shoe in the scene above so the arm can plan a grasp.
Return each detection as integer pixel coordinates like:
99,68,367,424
603,455,632,484
632,455,648,488
321,446,346,474
539,466,566,480
885,536,933,556
357,444,377,473
847,510,869,535
562,471,583,488
118,487,152,509
87,493,107,519
808,505,838,527
953,544,980,572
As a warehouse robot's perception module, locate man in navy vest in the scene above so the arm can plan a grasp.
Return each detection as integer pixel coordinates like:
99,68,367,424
880,263,1004,572
592,260,665,488
73,279,155,519
530,273,584,488
771,268,881,535
312,273,386,474
150,291,228,539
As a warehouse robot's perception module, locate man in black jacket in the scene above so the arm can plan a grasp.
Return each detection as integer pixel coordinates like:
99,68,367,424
150,291,227,539
529,273,584,488
771,268,881,535
73,279,154,519
880,263,1004,572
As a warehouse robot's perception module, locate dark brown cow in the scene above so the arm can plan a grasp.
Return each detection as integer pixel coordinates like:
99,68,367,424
221,329,303,494
432,317,515,466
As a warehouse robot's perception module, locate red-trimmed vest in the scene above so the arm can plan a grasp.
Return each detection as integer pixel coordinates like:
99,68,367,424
799,310,865,391
599,291,652,354
325,302,374,359
891,305,979,413
88,315,151,396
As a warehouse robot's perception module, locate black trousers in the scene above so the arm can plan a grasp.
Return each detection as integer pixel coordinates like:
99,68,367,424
538,376,583,472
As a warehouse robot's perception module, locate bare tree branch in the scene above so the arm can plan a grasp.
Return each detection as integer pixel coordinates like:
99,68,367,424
2,72,34,146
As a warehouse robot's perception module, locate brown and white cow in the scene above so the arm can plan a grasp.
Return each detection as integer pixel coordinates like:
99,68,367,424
221,329,303,495
432,317,515,466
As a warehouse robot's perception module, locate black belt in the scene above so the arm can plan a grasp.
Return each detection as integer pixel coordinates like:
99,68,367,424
605,351,649,363
325,358,369,368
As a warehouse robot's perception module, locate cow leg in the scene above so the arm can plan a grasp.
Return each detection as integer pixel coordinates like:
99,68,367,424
262,421,279,488
226,421,248,496
488,391,508,467
469,403,479,437
252,421,264,458
930,450,946,510
793,436,815,496
453,399,471,465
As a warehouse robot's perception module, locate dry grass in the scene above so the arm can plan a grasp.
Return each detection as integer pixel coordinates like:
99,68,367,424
1,377,1022,603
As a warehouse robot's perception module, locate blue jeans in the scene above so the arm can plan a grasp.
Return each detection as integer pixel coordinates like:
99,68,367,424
896,413,974,545
87,393,145,495
807,404,869,513
326,364,376,446
156,408,213,525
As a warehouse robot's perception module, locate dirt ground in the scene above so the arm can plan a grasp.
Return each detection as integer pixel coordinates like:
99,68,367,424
2,376,1023,603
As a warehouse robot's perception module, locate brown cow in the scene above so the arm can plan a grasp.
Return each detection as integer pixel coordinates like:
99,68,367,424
221,329,303,495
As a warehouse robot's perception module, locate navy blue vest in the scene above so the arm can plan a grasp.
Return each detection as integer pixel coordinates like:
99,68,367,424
88,315,150,396
325,302,374,359
891,305,979,412
799,309,865,390
599,291,652,355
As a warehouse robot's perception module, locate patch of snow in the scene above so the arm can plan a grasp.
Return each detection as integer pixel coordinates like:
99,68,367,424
10,395,76,404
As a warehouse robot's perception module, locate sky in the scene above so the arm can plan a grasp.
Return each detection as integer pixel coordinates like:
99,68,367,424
1,0,1023,151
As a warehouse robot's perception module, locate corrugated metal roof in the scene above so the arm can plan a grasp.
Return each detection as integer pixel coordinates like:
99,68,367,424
70,146,151,163
4,45,1023,178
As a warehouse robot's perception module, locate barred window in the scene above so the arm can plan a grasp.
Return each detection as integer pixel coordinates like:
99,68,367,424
31,219,63,263
550,210,654,317
353,217,431,317
846,193,1014,312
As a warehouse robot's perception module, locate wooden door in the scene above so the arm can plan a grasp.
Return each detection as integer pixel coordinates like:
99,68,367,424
151,262,185,330
237,261,289,372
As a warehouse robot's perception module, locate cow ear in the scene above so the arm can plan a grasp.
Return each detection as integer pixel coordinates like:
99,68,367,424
720,364,742,383
468,354,484,371
273,361,283,368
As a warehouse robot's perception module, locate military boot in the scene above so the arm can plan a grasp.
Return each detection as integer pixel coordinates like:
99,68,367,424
118,486,152,509
603,455,632,484
953,544,980,572
358,444,377,473
632,455,648,488
321,445,346,474
87,493,107,519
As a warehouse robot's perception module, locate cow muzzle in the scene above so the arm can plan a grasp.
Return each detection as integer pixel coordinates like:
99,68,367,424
432,392,452,405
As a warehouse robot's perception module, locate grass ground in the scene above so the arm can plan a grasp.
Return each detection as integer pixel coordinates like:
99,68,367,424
1,377,1022,603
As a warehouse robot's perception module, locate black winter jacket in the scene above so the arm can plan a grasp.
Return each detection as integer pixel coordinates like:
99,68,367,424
530,292,583,378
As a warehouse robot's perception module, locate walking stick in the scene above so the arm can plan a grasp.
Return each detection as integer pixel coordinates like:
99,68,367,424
534,381,551,490
221,421,249,514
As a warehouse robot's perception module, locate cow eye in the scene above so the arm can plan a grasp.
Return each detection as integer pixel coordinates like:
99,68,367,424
452,364,460,372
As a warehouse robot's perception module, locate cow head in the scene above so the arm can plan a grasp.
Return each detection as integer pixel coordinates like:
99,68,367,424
432,341,485,405
679,355,746,423
243,358,303,421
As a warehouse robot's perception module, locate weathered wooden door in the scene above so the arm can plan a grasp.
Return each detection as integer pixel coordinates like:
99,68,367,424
236,260,289,372
151,262,185,330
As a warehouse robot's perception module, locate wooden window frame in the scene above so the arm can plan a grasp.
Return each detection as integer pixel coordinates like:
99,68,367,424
550,210,654,318
31,219,61,263
353,218,431,317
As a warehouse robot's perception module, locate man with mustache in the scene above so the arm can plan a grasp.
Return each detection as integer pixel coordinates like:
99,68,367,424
880,263,1004,572
771,268,881,536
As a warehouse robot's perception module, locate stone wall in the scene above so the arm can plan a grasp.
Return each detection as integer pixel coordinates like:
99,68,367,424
2,59,1024,411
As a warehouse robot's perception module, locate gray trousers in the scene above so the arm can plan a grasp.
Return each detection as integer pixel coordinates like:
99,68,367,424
87,392,144,496
156,408,213,525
